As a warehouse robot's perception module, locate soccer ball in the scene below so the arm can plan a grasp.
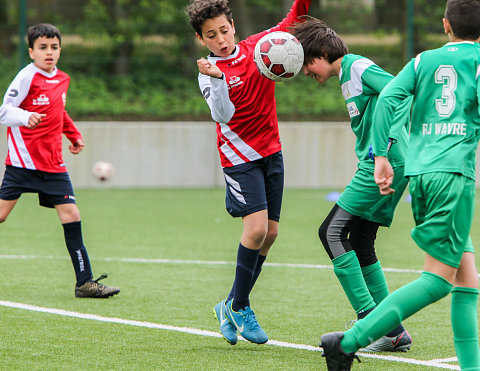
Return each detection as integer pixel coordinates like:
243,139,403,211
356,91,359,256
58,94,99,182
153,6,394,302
92,161,114,181
253,31,304,82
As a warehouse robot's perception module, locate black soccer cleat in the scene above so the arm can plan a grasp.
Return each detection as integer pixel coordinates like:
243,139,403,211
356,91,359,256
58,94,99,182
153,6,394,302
319,332,360,371
75,274,120,298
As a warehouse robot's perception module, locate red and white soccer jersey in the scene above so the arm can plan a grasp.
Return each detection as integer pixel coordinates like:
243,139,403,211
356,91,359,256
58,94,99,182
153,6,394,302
0,63,82,173
198,0,311,168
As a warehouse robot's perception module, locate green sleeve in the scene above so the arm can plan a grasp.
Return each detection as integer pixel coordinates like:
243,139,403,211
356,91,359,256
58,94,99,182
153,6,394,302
372,59,416,156
477,67,480,117
361,64,393,95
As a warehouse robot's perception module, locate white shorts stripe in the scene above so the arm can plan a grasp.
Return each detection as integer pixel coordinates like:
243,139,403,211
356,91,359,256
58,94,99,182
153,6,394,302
228,185,246,204
224,173,241,192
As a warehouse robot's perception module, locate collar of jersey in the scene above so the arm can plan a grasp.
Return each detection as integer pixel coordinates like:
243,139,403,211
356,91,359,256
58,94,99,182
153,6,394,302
29,63,58,78
445,41,476,46
208,46,240,61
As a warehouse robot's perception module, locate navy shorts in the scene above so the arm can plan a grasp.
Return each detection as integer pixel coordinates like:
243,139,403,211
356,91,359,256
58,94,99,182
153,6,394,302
0,165,76,208
223,151,284,221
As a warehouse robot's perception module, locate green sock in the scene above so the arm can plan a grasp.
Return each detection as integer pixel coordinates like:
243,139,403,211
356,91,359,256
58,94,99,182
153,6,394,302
332,250,375,315
361,260,390,305
451,287,480,370
341,271,452,354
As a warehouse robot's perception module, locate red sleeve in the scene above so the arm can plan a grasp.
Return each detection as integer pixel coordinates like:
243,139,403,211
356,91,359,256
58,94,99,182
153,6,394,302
243,0,311,47
63,111,82,144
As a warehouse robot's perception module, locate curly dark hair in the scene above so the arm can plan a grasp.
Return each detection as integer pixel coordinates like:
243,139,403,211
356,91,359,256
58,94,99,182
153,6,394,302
185,0,233,36
445,0,480,40
290,16,347,65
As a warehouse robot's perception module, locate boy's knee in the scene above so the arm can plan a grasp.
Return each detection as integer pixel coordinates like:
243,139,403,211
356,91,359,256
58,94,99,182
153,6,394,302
0,215,7,223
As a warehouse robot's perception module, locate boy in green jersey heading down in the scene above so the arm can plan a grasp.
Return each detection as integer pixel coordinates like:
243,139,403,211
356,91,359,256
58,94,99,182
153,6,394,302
291,17,413,352
320,0,480,369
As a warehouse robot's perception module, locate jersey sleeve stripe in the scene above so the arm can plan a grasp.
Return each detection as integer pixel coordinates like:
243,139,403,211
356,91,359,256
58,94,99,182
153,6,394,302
414,54,422,72
345,58,375,99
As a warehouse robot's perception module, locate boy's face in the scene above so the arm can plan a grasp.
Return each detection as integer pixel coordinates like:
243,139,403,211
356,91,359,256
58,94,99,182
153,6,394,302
303,57,335,84
29,36,61,73
196,15,235,57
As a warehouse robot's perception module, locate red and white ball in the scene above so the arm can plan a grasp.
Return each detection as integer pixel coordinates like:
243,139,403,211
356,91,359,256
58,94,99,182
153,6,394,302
92,161,114,181
254,31,304,82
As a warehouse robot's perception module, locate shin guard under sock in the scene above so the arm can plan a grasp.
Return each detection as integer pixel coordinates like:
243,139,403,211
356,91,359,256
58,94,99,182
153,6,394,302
333,250,376,315
227,254,267,303
232,243,259,311
451,287,480,370
63,221,93,286
341,271,452,354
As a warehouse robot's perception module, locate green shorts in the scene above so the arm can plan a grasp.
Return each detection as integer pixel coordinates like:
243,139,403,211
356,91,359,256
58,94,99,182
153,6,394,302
409,172,475,268
337,166,408,227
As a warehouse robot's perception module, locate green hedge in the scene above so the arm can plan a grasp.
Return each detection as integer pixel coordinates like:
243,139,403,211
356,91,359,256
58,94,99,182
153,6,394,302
0,37,418,122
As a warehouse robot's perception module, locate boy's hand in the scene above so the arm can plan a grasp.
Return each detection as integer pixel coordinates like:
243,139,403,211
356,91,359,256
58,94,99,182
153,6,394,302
197,57,223,78
27,113,46,129
69,138,85,154
374,156,395,195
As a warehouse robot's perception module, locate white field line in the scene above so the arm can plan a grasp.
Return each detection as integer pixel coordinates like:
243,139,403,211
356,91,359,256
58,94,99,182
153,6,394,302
0,300,459,370
0,254,424,274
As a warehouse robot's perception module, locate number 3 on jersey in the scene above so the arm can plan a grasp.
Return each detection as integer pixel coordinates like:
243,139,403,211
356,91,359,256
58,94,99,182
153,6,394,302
435,65,457,117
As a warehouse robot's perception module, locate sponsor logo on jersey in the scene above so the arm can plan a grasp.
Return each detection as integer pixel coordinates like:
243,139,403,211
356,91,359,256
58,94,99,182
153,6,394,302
33,94,50,105
228,76,244,89
227,54,246,67
447,47,458,52
45,79,60,84
347,101,360,117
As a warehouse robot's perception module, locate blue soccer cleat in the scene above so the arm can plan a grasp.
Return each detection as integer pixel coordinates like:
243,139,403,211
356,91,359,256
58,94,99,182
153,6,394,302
225,299,268,344
213,300,238,345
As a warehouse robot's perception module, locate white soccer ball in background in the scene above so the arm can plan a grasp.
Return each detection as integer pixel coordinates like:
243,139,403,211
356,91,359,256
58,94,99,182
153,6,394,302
253,31,304,82
92,161,114,181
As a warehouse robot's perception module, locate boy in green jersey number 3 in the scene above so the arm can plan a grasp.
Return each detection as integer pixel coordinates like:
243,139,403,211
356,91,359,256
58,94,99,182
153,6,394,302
320,0,480,369
291,17,412,352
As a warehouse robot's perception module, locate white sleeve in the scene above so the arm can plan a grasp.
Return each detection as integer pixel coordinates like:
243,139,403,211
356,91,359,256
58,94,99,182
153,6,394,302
198,72,235,124
0,67,34,127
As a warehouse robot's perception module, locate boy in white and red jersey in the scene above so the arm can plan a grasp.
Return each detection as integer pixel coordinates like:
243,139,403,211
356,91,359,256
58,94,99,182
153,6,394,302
0,23,119,298
186,0,311,345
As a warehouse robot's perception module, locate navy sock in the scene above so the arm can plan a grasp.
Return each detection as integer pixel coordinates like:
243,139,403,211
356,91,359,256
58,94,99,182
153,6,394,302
227,254,267,303
63,221,93,286
231,243,259,311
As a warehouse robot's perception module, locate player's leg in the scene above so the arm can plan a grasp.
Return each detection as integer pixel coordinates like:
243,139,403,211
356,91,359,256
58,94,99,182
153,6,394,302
349,218,411,351
218,159,272,344
318,204,376,317
325,173,468,357
451,250,480,370
0,199,18,223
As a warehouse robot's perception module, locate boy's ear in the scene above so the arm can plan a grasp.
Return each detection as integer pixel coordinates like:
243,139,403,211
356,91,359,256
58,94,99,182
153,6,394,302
28,48,34,60
195,32,205,46
443,18,452,36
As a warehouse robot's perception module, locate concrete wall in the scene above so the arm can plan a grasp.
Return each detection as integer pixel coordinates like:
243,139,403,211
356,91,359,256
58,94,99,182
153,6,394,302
2,120,468,189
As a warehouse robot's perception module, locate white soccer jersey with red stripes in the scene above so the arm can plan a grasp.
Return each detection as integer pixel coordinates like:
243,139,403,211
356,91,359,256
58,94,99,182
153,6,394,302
198,0,311,168
0,63,82,173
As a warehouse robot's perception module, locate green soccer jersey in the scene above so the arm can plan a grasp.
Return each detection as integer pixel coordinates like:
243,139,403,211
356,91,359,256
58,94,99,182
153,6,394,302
339,54,409,171
373,42,480,180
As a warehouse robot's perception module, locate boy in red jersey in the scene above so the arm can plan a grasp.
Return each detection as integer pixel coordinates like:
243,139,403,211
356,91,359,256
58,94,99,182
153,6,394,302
186,0,311,345
0,23,119,298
